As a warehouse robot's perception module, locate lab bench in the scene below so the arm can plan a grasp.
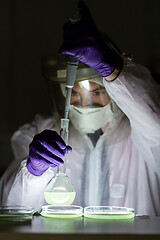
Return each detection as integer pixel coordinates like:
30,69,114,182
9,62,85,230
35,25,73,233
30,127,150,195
0,215,160,240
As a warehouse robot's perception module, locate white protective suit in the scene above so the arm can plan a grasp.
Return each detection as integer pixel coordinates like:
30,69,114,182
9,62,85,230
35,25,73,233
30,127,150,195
0,58,160,216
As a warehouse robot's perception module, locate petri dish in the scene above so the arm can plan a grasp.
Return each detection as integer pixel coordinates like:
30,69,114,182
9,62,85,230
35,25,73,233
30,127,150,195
0,206,34,222
84,206,134,220
40,205,83,218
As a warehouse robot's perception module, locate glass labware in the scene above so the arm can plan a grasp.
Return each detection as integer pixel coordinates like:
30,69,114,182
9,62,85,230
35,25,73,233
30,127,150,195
84,206,135,220
40,205,82,218
0,206,34,222
44,118,76,205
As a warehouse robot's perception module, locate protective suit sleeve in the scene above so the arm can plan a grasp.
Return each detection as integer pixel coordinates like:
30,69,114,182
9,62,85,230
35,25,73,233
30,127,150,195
103,58,160,175
0,114,55,211
6,159,54,212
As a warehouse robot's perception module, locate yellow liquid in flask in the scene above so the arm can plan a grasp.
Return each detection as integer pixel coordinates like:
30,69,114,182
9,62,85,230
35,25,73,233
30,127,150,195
44,191,76,205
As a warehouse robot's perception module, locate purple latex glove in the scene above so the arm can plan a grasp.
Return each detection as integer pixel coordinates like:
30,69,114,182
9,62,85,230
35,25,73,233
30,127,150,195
27,130,72,176
61,1,120,77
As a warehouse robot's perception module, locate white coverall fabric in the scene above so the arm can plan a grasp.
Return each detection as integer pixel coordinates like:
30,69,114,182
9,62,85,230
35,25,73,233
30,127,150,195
0,58,160,216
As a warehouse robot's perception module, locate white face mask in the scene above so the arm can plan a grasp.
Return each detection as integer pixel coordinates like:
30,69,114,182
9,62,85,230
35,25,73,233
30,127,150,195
69,103,114,134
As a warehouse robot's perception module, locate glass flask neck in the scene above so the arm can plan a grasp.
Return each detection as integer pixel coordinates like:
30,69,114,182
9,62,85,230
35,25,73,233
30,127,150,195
57,118,69,174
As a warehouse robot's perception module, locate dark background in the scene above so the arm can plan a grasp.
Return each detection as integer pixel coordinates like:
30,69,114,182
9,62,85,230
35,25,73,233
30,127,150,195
0,0,160,174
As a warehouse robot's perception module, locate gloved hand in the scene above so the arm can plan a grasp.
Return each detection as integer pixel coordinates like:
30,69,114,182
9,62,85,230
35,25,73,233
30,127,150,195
61,1,121,78
27,130,72,176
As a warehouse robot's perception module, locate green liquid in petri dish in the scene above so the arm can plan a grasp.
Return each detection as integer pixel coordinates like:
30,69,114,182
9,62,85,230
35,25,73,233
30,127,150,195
41,213,82,218
44,191,76,205
84,212,134,220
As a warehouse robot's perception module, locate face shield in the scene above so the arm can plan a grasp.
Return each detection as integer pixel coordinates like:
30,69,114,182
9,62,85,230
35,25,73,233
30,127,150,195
42,54,114,133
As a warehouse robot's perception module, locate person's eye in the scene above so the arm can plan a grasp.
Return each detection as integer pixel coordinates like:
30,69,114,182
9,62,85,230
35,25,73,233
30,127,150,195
93,90,105,96
71,91,79,96
95,91,101,96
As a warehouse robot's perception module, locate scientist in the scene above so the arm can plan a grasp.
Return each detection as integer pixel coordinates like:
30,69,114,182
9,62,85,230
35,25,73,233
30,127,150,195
0,1,160,215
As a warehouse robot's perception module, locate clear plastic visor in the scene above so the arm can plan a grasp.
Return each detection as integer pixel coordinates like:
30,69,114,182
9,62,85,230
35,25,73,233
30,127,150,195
61,80,110,107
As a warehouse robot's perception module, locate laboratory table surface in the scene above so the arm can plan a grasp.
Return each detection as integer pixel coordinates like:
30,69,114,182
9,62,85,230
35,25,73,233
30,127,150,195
0,214,160,240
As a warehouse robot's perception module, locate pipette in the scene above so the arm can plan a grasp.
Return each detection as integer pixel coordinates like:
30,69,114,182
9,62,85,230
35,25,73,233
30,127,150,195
64,56,79,119
57,55,79,176
64,2,80,119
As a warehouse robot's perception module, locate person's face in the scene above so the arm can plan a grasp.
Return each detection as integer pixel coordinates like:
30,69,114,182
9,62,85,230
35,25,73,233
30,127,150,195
70,81,110,107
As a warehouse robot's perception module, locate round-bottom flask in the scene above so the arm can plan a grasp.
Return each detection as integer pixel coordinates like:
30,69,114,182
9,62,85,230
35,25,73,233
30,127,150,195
44,173,76,205
44,119,76,205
